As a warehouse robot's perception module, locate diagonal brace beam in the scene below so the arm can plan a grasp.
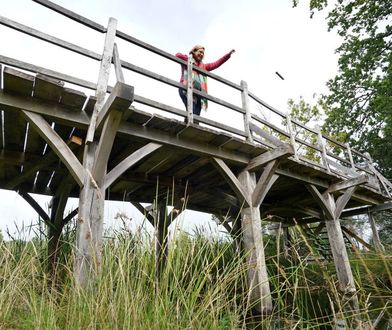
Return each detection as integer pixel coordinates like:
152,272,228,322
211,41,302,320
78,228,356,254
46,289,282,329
212,157,251,206
131,202,155,226
335,186,356,219
252,159,280,206
104,142,162,189
22,110,86,186
306,184,335,220
245,143,293,172
326,174,368,193
18,191,50,225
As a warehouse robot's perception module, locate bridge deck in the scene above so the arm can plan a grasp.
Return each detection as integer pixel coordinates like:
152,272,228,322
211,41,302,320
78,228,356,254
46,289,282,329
0,67,389,221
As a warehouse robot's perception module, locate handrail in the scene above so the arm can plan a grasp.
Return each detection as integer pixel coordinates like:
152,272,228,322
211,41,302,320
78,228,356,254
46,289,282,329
1,0,388,195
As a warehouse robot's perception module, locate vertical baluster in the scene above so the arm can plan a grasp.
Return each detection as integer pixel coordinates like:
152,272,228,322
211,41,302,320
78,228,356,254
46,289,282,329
241,80,253,142
345,143,356,170
286,114,298,160
316,125,330,172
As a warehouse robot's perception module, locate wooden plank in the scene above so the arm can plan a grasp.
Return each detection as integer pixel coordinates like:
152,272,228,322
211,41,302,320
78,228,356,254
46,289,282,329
158,119,187,135
0,55,97,91
95,81,134,129
22,110,85,186
0,91,253,164
0,90,90,128
3,67,34,96
0,149,41,166
0,15,101,61
24,121,46,156
245,144,293,172
208,133,232,147
144,115,175,131
177,125,216,143
33,0,106,32
6,146,67,190
126,108,154,125
3,110,26,152
104,142,162,189
33,74,64,103
171,157,210,178
327,174,368,193
119,122,251,164
60,87,87,110
221,138,245,152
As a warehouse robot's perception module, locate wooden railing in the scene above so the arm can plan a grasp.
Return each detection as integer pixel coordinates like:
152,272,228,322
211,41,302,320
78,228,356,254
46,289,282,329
0,0,391,197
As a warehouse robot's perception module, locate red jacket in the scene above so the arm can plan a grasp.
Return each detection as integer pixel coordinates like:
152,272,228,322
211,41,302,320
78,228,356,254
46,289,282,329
175,52,232,85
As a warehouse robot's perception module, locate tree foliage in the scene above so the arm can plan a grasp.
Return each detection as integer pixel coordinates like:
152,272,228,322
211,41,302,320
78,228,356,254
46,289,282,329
294,0,392,177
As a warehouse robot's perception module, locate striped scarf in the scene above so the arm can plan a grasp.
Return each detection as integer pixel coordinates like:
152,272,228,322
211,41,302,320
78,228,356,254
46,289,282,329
183,59,208,110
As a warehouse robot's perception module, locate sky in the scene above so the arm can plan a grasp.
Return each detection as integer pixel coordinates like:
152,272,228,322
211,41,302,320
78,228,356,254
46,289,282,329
0,0,341,238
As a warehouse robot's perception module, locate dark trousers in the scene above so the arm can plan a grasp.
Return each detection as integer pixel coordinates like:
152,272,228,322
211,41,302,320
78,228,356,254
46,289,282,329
179,89,202,116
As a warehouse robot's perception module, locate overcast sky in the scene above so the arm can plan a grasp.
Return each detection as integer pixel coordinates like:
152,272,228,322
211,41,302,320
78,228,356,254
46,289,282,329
0,0,341,238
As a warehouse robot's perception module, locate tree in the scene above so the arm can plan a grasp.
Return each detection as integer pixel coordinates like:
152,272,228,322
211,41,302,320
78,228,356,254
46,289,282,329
293,0,392,178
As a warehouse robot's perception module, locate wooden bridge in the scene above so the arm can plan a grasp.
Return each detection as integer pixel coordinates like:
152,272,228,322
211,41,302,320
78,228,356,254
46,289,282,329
1,0,391,315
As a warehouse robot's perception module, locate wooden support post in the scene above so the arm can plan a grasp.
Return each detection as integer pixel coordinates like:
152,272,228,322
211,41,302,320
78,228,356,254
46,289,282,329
368,210,385,252
74,18,117,287
238,170,272,315
214,214,242,254
156,203,169,280
48,182,73,279
306,184,361,318
132,200,178,282
241,80,253,142
213,147,291,315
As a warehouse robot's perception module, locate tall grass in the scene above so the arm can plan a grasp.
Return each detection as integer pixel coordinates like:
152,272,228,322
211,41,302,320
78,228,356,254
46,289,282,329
0,222,391,329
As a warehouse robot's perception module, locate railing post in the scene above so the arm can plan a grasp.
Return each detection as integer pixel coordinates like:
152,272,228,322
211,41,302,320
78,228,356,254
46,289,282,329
368,210,385,253
286,114,298,160
316,125,330,172
345,143,356,170
240,80,253,142
186,56,194,124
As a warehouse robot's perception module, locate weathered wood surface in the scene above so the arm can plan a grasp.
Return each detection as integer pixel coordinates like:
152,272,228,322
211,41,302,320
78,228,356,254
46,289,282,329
0,67,390,221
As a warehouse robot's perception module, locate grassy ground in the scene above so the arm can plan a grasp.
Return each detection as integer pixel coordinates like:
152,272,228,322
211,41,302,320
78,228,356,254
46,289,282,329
0,224,391,329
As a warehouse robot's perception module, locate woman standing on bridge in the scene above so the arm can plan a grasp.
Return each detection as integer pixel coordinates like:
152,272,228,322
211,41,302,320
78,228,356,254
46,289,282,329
176,45,235,116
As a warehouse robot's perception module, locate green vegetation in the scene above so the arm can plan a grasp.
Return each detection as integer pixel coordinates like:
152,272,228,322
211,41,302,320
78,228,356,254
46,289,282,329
292,0,392,177
0,223,391,329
